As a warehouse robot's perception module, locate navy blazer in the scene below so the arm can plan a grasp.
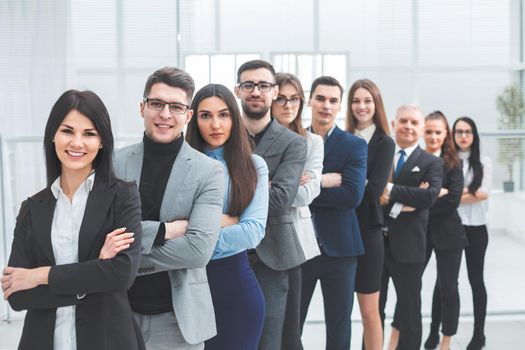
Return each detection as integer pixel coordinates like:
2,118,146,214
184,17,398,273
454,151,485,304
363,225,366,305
310,126,368,257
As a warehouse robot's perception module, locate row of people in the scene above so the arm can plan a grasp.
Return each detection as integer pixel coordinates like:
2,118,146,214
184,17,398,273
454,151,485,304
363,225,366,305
0,59,490,350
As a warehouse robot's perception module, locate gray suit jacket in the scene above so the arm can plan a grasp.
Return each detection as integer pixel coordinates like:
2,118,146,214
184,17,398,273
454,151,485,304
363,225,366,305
255,119,308,271
114,140,224,345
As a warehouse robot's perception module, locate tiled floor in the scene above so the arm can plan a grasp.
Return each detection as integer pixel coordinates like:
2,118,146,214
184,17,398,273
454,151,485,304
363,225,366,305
1,230,524,349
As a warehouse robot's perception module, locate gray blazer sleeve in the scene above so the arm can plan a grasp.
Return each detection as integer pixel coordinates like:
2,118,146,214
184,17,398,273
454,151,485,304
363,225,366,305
292,133,323,207
268,136,307,216
138,162,224,272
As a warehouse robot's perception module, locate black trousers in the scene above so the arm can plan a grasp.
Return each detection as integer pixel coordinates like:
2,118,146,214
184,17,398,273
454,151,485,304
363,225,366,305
464,224,489,329
281,265,303,350
380,238,425,350
425,244,463,336
300,254,357,350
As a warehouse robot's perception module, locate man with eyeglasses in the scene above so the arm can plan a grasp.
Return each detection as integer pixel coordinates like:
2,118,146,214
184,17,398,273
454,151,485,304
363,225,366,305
114,66,224,350
300,76,367,350
235,60,307,350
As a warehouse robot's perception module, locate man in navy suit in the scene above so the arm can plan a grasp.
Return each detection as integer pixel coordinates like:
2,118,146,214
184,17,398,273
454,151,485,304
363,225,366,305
379,105,443,350
299,76,367,349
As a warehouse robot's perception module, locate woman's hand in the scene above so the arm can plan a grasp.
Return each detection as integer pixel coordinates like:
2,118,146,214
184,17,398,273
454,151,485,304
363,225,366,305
322,173,342,188
438,188,449,197
99,227,135,259
2,266,50,299
401,205,416,212
300,172,312,186
165,220,189,240
221,215,239,228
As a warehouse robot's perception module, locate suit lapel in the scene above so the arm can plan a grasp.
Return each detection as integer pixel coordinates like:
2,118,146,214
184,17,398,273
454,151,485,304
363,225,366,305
125,144,144,184
30,190,56,264
323,126,343,156
78,177,115,262
256,120,281,156
395,146,422,183
160,141,192,219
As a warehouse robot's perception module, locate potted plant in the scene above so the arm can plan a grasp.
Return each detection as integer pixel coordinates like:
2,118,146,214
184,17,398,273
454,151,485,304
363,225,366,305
495,83,524,192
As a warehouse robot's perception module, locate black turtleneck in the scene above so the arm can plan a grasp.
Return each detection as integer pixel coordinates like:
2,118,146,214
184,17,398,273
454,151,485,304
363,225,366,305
128,132,183,315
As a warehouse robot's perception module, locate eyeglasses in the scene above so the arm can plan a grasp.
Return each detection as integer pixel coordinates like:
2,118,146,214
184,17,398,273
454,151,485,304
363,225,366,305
274,96,301,107
144,98,190,115
238,81,275,92
454,129,473,136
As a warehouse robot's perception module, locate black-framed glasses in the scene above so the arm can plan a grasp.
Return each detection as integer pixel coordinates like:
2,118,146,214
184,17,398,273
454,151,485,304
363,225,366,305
274,96,301,107
144,98,190,115
238,81,275,92
454,129,473,136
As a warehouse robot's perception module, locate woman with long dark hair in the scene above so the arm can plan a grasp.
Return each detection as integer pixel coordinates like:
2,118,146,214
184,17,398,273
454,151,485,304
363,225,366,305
346,79,394,350
1,90,145,350
422,111,467,350
452,116,492,350
271,72,323,349
186,83,268,349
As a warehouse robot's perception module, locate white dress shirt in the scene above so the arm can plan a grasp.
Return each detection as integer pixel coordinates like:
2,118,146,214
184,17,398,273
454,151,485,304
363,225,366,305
50,173,95,350
388,143,419,218
354,123,376,144
457,151,492,226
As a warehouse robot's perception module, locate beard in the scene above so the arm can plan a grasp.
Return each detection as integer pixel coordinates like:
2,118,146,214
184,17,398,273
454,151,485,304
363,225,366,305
241,99,271,120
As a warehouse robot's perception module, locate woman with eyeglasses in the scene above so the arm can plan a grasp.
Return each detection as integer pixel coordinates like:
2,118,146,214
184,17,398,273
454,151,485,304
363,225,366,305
186,84,268,350
345,79,394,350
271,72,323,349
452,117,491,350
1,90,145,350
421,111,467,350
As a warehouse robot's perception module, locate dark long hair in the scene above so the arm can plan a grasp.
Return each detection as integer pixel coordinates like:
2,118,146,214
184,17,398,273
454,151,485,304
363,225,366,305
272,72,306,137
346,79,390,135
44,90,115,186
453,116,483,194
425,111,461,171
186,84,257,216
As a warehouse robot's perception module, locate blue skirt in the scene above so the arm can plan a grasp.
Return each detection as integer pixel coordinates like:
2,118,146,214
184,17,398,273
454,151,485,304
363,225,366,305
205,251,265,350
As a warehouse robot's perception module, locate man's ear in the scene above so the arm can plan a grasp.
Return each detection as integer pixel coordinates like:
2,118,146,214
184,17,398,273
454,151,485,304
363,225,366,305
140,101,145,119
185,109,194,124
234,85,241,98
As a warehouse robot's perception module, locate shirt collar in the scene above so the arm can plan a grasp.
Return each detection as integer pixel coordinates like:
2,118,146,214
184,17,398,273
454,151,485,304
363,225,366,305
395,143,418,159
51,172,96,199
354,124,376,144
308,124,337,143
204,146,225,160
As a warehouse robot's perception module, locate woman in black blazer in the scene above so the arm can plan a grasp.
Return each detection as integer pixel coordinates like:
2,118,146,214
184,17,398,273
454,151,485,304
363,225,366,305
422,111,467,350
346,79,395,350
1,90,145,350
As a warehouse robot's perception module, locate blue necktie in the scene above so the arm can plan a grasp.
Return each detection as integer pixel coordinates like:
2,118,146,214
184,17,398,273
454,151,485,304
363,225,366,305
394,149,406,178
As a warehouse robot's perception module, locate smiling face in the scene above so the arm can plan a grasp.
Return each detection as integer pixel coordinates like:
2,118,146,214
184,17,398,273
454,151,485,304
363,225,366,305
54,109,101,178
351,87,375,129
196,96,233,149
140,82,193,143
272,83,301,127
424,118,448,153
309,84,342,128
393,107,424,148
453,120,474,152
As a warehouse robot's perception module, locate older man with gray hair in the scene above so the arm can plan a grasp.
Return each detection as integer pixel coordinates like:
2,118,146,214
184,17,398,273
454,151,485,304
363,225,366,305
379,104,443,350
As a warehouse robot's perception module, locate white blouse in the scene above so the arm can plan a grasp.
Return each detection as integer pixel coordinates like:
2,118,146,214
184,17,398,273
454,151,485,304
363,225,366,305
457,151,492,226
50,173,95,350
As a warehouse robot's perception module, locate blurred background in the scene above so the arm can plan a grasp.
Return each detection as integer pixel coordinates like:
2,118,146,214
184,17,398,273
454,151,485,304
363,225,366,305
1,0,525,347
